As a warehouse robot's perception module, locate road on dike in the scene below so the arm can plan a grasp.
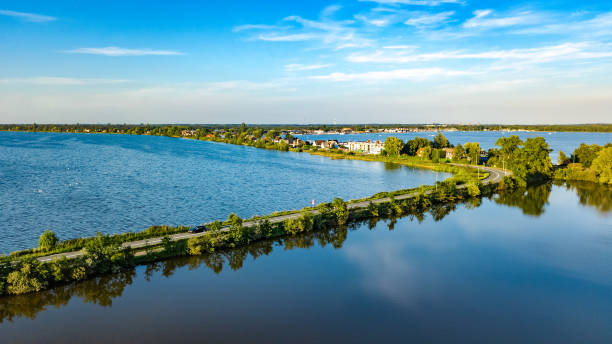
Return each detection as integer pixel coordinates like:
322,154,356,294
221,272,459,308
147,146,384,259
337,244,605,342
38,165,510,263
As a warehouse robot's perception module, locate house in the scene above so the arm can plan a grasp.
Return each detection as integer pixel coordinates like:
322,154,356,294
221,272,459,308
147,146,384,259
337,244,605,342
416,147,429,158
313,140,337,149
442,148,455,159
341,127,353,134
286,137,304,148
181,129,197,136
346,140,384,154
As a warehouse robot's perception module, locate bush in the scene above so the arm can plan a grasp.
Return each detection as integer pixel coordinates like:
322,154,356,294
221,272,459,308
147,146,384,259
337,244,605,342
467,183,481,197
38,230,58,250
332,198,349,225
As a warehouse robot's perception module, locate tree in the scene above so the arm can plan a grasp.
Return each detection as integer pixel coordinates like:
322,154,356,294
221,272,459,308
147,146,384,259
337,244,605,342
38,230,58,250
464,142,481,165
383,137,404,156
558,151,569,165
252,129,263,138
404,137,430,156
591,147,612,184
420,146,432,159
452,144,465,162
572,143,602,168
332,198,349,225
495,136,523,169
265,129,280,140
522,137,553,180
432,132,451,149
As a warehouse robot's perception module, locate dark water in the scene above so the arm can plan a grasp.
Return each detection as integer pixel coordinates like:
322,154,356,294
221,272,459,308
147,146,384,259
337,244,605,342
1,182,611,343
0,132,450,253
298,131,612,162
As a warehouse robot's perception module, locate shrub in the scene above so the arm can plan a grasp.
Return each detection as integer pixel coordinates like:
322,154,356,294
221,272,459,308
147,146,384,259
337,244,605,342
38,230,58,250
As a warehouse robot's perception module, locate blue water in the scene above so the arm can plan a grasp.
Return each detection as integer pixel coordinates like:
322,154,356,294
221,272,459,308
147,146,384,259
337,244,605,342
298,131,612,162
1,183,611,343
0,131,450,253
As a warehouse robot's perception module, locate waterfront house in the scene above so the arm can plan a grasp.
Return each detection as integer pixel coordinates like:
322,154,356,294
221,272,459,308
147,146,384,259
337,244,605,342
442,148,455,159
346,140,384,154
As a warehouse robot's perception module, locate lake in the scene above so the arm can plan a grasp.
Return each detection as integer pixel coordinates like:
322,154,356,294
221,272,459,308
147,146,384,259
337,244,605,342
297,131,612,162
1,182,611,343
0,131,450,253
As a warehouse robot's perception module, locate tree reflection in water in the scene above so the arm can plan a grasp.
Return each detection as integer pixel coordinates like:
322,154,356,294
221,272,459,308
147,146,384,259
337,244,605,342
1,182,610,323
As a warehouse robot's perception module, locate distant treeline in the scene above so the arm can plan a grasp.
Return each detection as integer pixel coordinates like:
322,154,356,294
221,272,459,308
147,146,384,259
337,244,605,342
1,123,611,133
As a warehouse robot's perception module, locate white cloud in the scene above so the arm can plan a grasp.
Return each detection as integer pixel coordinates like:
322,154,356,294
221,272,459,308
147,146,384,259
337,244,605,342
232,24,285,32
355,14,391,27
0,10,56,22
347,43,612,64
359,0,463,5
0,77,129,85
310,68,470,82
512,11,612,37
284,64,331,72
257,33,318,42
463,9,537,29
65,47,184,56
383,45,418,50
404,11,455,27
236,6,366,48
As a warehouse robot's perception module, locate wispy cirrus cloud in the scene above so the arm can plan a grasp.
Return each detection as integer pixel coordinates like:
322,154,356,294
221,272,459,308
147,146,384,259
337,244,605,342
310,68,470,82
235,5,369,49
256,33,318,42
0,77,129,85
65,46,184,56
284,63,332,72
232,24,287,32
347,42,612,64
463,9,539,29
358,0,463,5
0,9,56,22
404,11,455,28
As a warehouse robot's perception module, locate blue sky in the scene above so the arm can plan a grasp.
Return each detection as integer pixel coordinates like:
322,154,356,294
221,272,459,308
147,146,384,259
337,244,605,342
1,0,611,124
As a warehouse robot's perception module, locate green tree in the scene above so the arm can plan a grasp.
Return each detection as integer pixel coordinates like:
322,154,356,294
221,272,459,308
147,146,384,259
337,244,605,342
572,143,602,167
452,144,465,162
420,146,432,159
495,136,523,169
383,136,404,156
404,137,430,156
432,132,451,149
591,147,612,184
38,230,58,250
464,142,481,165
332,198,349,225
558,151,569,165
522,137,553,180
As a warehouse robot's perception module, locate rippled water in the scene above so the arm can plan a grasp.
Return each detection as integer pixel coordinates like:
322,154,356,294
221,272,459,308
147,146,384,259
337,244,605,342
298,131,612,162
0,131,450,252
1,182,611,343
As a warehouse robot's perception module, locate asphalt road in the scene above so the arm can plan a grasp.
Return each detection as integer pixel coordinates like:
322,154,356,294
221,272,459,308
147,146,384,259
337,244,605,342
37,165,510,263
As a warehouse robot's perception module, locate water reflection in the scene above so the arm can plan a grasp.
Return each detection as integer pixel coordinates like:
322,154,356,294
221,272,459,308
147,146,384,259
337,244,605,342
557,180,612,214
493,183,552,216
1,182,610,323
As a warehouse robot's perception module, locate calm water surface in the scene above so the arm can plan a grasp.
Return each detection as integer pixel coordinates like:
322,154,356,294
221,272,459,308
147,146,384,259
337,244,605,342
0,132,450,252
1,182,611,343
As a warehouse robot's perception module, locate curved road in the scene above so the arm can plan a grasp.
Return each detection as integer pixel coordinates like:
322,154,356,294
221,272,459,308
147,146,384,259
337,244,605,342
38,165,510,263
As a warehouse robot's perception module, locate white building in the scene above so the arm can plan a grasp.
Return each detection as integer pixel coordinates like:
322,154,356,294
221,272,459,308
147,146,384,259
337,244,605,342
345,140,384,155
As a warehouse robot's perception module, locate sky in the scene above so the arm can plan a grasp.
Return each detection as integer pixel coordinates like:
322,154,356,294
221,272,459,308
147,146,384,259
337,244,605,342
0,0,611,124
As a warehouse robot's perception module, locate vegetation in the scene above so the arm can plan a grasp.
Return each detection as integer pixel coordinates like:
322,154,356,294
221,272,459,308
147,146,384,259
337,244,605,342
554,143,612,185
38,230,58,250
